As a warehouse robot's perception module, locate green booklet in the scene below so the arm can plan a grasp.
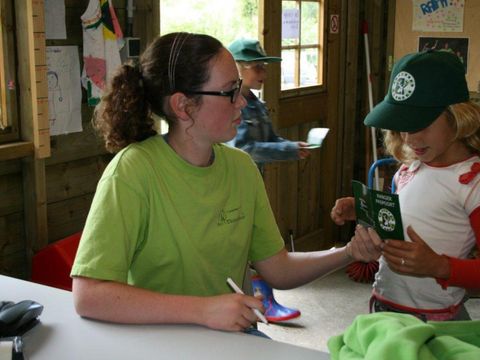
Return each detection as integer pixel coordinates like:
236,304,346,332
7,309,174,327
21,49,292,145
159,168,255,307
352,180,404,240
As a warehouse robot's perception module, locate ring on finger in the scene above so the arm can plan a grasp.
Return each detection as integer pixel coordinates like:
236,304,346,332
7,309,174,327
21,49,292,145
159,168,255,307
401,258,406,266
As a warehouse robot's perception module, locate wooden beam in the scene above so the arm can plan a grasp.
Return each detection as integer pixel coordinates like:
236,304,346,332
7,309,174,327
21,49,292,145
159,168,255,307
260,0,281,128
22,157,48,276
15,0,49,276
335,0,360,244
319,0,343,248
135,0,160,50
15,0,50,159
0,141,34,161
0,0,7,130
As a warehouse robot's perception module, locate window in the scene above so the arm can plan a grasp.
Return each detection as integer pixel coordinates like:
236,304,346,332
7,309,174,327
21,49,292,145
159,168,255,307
159,0,259,133
281,0,324,91
0,0,19,143
160,0,258,47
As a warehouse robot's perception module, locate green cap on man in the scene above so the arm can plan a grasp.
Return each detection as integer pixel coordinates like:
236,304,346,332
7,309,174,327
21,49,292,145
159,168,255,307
228,39,282,63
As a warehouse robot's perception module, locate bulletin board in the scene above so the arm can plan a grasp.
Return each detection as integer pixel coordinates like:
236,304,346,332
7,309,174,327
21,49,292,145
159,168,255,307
394,0,480,92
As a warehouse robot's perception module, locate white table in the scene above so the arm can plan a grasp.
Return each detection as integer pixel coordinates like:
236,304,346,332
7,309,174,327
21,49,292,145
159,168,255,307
1,275,329,359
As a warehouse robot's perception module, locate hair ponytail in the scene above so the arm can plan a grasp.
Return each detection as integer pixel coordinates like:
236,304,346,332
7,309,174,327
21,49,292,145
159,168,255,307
93,64,156,153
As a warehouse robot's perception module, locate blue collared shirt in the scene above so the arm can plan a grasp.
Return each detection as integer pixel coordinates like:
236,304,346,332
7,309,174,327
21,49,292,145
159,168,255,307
228,91,299,165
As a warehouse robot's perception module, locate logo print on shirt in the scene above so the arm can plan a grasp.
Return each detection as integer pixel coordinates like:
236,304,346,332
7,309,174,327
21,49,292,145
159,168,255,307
397,170,415,191
391,71,415,101
218,207,245,225
396,162,420,191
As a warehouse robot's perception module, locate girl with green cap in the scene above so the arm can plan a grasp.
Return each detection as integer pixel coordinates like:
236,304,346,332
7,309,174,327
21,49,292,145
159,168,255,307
332,50,480,321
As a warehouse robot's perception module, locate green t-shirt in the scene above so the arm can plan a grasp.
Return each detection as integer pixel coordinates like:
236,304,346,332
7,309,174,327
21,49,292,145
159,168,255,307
71,135,284,296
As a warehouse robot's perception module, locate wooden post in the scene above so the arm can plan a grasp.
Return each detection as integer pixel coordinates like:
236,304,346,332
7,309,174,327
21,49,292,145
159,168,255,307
16,0,50,159
320,0,343,247
0,1,7,130
16,0,50,275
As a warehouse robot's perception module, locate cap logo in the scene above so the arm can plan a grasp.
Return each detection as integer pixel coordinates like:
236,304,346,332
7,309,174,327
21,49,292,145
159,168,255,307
391,71,415,101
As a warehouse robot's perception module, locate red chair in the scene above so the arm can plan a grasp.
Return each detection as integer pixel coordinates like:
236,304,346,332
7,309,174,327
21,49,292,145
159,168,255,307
31,232,81,291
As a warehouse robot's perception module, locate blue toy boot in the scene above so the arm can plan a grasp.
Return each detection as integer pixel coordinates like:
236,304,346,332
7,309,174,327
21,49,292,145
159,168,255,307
251,275,301,322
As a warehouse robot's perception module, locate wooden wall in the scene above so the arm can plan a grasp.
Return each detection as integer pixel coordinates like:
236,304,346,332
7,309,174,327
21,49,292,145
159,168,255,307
0,0,158,279
0,0,393,278
394,0,480,92
263,120,324,251
0,159,25,277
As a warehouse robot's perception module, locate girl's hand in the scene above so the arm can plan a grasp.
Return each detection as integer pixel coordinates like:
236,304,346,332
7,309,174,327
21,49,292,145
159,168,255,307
201,293,264,332
297,142,311,159
348,224,383,262
331,197,356,225
382,225,450,279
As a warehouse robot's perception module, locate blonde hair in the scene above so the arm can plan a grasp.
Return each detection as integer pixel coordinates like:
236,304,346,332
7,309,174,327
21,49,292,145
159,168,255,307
384,100,480,164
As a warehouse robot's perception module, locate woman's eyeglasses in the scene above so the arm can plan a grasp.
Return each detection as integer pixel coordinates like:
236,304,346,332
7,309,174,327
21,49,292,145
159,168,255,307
184,79,243,104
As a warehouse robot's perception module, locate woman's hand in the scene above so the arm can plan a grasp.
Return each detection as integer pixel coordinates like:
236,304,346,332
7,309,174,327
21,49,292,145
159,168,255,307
331,197,356,225
382,225,450,279
201,293,264,332
347,224,383,262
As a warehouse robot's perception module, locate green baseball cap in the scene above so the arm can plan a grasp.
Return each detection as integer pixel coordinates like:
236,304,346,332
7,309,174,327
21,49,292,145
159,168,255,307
364,50,469,132
228,39,282,63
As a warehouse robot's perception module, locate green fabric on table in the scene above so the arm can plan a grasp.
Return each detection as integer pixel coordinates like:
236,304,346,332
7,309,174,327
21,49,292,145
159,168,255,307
327,312,480,360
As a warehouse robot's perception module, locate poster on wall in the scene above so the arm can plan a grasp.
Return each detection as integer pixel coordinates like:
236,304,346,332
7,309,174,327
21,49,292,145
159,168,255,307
418,37,469,72
412,0,465,32
46,46,83,136
282,8,300,40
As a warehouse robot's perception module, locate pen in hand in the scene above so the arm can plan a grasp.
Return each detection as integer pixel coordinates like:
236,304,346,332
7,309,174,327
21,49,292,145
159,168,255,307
226,277,269,324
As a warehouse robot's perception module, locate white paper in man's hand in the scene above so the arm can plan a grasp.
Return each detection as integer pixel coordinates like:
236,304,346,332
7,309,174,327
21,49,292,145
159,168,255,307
306,128,329,148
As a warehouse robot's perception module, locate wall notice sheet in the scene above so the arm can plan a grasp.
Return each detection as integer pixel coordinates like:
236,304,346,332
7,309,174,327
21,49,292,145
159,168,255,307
46,46,82,136
352,180,404,240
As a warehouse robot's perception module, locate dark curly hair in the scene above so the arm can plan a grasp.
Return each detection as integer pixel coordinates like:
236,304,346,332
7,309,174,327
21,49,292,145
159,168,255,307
94,32,223,153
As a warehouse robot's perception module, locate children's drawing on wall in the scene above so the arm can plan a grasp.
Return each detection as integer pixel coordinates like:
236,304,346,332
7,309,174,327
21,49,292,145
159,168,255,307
412,0,464,32
419,37,468,73
81,0,124,106
46,46,83,136
47,71,63,128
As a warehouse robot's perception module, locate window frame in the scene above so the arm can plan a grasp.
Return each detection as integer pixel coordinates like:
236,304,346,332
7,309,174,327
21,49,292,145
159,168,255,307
0,0,20,144
280,0,326,98
0,6,7,129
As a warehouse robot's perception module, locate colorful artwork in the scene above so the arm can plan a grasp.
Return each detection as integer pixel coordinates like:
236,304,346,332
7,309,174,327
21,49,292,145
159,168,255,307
81,0,124,106
412,0,464,32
